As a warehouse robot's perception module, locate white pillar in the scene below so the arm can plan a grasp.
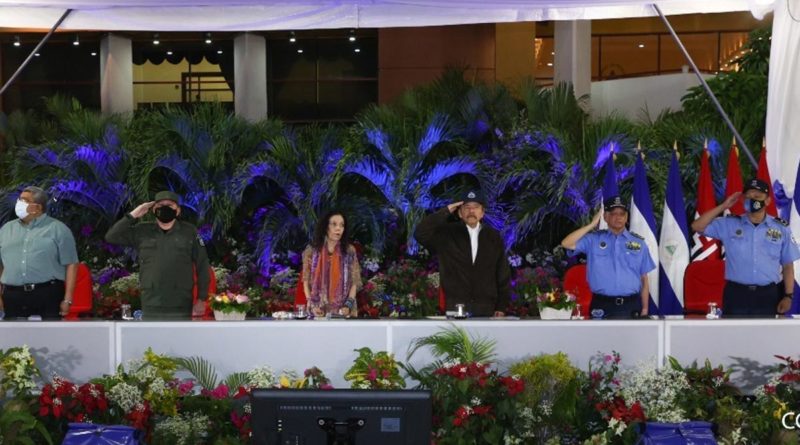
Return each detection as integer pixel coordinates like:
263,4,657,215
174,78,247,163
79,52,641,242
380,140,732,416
100,33,134,115
234,33,267,121
554,20,592,100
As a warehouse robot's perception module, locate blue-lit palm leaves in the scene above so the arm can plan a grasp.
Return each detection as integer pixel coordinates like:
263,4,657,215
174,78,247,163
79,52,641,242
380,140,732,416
127,103,281,233
230,125,382,271
1,126,131,227
498,82,641,247
343,108,477,254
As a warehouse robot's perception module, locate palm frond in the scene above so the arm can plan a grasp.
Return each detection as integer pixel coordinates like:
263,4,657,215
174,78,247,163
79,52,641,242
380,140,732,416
174,356,219,390
223,372,250,393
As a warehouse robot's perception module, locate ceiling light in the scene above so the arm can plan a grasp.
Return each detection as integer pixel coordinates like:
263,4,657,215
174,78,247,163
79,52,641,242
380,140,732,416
153,33,160,45
348,29,357,42
354,48,361,53
73,35,80,46
166,50,173,55
289,31,296,43
297,48,303,54
13,36,20,47
91,51,97,56
638,43,645,48
34,52,40,57
217,50,223,54
546,62,553,67
204,32,212,44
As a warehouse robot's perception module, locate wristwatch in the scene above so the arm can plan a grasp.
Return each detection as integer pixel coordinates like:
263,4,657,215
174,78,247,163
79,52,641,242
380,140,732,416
783,293,794,300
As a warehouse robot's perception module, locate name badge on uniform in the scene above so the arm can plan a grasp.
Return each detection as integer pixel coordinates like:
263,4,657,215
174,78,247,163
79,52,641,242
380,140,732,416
767,228,782,242
625,241,641,251
599,241,607,249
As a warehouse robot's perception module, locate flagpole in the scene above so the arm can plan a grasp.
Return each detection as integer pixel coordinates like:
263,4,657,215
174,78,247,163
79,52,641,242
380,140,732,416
651,3,758,169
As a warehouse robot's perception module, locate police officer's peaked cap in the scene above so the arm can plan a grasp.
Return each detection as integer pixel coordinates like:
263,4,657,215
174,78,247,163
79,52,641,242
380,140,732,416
462,190,487,207
744,178,770,194
605,195,628,212
154,190,181,205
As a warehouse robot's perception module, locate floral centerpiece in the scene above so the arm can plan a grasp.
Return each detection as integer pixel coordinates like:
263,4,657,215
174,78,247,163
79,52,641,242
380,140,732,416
209,292,251,321
536,289,576,320
344,347,405,389
359,258,440,318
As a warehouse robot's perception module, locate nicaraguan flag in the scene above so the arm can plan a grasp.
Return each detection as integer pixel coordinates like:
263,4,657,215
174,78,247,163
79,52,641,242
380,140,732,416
629,154,660,315
658,151,690,315
789,159,800,315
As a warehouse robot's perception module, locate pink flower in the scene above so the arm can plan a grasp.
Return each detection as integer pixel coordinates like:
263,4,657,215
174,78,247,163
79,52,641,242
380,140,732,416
367,368,378,381
234,294,250,304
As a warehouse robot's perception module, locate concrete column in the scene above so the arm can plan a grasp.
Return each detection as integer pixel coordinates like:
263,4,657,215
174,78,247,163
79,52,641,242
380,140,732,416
554,20,591,100
234,33,267,121
100,33,134,115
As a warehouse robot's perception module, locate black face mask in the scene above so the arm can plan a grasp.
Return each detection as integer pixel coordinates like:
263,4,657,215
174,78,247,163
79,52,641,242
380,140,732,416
154,206,178,223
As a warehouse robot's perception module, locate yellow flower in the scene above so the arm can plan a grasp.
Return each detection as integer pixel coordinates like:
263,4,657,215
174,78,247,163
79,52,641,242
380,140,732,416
279,375,291,388
221,295,230,304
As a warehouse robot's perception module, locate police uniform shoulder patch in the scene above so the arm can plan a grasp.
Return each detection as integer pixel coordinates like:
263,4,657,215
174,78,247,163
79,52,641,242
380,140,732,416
773,217,790,227
629,231,645,240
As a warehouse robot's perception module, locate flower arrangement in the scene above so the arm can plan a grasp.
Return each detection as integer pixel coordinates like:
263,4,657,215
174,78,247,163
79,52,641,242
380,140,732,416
209,292,251,314
429,362,527,445
537,289,577,311
0,345,40,397
344,347,405,389
359,258,440,318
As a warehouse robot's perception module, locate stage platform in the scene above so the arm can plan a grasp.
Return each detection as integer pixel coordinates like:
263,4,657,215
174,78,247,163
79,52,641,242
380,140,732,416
2,319,798,389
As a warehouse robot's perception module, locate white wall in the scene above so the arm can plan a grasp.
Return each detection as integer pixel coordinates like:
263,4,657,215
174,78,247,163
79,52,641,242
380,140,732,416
590,71,714,120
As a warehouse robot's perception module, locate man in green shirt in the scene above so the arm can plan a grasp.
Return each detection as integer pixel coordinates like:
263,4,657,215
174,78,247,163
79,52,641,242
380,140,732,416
0,186,79,319
105,191,210,320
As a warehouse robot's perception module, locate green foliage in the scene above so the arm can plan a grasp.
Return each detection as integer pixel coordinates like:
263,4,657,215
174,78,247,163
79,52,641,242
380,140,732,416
174,356,219,390
344,347,405,389
0,399,53,445
509,353,581,434
403,325,496,387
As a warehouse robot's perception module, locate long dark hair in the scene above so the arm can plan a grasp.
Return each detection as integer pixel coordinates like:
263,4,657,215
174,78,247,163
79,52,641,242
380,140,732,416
311,210,350,255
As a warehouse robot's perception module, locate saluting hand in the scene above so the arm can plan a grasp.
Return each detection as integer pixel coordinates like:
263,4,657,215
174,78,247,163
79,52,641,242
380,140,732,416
722,192,742,210
447,201,464,214
590,210,603,227
130,201,155,219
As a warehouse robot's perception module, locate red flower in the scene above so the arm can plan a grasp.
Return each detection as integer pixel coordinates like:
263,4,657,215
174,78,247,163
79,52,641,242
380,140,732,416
473,405,492,416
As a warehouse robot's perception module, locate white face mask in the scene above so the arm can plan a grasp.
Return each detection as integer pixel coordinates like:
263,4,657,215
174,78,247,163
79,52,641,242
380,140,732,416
15,200,29,219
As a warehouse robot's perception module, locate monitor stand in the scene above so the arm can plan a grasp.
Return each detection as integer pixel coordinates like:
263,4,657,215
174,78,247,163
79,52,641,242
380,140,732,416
317,417,365,445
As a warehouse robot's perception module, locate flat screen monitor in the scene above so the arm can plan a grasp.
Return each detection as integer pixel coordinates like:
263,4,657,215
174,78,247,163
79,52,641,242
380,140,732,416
250,389,432,445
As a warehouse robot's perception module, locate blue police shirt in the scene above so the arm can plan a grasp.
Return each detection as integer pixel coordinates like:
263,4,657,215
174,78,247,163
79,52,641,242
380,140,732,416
703,215,800,286
570,229,657,296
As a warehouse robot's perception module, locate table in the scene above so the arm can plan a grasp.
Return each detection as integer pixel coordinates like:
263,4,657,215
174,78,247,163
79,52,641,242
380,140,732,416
2,318,798,389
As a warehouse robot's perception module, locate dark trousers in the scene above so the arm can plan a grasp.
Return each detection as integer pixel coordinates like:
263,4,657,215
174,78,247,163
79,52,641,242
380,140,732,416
723,281,780,318
2,280,65,319
590,293,642,319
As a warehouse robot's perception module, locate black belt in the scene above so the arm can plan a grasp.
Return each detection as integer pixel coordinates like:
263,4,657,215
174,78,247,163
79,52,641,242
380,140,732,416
2,279,63,292
594,293,638,306
726,281,778,292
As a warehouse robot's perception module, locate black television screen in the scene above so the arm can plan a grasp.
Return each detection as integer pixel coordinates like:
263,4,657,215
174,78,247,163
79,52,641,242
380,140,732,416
250,388,432,445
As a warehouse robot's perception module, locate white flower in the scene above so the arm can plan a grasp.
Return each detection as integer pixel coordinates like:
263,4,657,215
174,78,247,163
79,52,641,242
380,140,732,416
107,382,143,413
620,360,690,423
470,397,482,406
246,366,277,388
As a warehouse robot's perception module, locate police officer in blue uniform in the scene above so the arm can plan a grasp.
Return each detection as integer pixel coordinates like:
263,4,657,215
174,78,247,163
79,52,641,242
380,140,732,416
561,196,656,318
692,178,800,317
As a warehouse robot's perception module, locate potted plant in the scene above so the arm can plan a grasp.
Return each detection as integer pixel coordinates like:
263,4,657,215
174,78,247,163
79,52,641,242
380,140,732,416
209,292,251,321
536,289,576,320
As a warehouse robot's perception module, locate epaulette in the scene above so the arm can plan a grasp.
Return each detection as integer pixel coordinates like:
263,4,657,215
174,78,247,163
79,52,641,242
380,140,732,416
629,231,645,240
773,216,790,227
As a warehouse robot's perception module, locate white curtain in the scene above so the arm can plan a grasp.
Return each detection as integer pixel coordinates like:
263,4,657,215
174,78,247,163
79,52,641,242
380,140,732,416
766,0,800,194
0,0,750,30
